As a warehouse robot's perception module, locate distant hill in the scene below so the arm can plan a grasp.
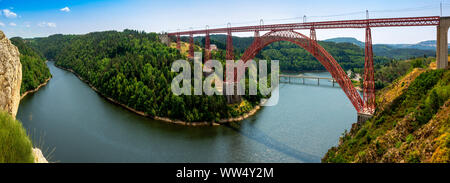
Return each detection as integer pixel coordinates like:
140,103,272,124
324,37,443,59
324,37,365,47
384,40,449,50
324,37,450,50
188,35,437,61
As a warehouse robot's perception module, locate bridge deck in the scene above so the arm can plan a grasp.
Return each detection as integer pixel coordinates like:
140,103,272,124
168,16,440,36
279,74,337,86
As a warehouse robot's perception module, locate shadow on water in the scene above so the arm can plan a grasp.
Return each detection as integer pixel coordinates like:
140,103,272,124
224,122,322,163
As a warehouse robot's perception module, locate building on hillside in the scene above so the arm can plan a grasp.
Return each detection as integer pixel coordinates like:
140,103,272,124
210,44,218,51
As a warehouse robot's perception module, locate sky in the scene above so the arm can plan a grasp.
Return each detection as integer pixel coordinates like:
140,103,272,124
0,0,449,44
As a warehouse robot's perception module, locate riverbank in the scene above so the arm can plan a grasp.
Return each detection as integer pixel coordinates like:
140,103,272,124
17,74,51,163
20,77,52,100
22,79,51,162
55,64,264,126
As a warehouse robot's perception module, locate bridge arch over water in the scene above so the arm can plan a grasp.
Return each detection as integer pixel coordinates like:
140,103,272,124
168,16,447,117
240,30,364,113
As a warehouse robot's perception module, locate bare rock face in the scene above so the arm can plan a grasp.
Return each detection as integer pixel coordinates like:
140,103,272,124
0,30,22,118
32,148,48,163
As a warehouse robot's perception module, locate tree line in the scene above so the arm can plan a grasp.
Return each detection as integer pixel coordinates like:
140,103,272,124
28,30,264,122
10,37,52,95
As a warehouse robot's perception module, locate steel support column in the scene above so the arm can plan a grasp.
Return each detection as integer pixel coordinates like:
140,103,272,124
310,27,317,55
176,34,181,50
205,33,210,62
363,26,375,114
226,29,234,60
188,33,194,58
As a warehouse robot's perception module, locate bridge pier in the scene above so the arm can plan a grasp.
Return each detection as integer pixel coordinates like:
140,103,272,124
158,34,170,46
188,33,194,58
226,28,234,60
223,82,242,104
357,112,372,125
205,32,210,62
176,34,181,50
437,17,450,69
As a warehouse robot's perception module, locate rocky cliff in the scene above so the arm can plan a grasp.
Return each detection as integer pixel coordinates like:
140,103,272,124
0,30,22,118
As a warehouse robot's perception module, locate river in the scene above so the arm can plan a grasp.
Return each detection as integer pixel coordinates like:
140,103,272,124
17,62,356,163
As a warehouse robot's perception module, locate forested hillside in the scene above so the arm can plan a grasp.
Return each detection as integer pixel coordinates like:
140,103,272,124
30,30,263,122
10,37,52,95
26,34,75,61
324,37,438,59
323,66,450,163
189,35,392,72
260,41,390,72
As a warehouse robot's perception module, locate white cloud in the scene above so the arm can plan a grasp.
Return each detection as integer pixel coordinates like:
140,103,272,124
47,22,56,27
2,9,17,18
38,22,56,28
0,22,4,27
60,7,70,12
9,22,16,26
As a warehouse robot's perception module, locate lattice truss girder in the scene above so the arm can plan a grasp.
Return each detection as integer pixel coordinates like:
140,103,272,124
240,30,366,113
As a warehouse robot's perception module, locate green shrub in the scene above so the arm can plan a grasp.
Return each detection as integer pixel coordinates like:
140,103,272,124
407,150,421,163
0,111,34,163
328,153,349,163
395,141,402,148
374,116,385,126
406,134,414,144
355,128,367,139
411,58,426,69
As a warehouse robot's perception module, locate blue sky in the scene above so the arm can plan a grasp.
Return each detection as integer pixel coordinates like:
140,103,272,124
0,0,448,43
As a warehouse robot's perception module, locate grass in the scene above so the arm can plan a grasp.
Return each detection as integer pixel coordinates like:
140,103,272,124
0,110,34,163
170,42,201,58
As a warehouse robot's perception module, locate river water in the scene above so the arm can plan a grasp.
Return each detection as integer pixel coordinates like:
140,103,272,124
17,62,356,163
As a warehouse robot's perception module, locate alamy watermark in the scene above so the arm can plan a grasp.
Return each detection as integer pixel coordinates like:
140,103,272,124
171,52,279,106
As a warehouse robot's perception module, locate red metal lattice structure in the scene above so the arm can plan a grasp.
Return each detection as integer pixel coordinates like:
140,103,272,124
168,16,440,114
240,30,364,112
188,33,194,58
363,26,375,114
205,26,211,62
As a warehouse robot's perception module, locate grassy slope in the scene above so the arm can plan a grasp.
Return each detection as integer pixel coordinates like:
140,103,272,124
169,42,201,58
323,63,450,163
0,111,34,163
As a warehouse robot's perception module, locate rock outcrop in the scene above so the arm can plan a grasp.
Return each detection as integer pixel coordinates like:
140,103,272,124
0,30,22,118
32,148,48,163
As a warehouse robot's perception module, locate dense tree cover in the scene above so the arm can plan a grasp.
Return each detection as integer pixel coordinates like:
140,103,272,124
324,37,437,60
27,34,75,60
353,57,433,90
10,37,52,94
372,45,435,60
189,35,393,72
31,30,263,122
260,41,390,72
